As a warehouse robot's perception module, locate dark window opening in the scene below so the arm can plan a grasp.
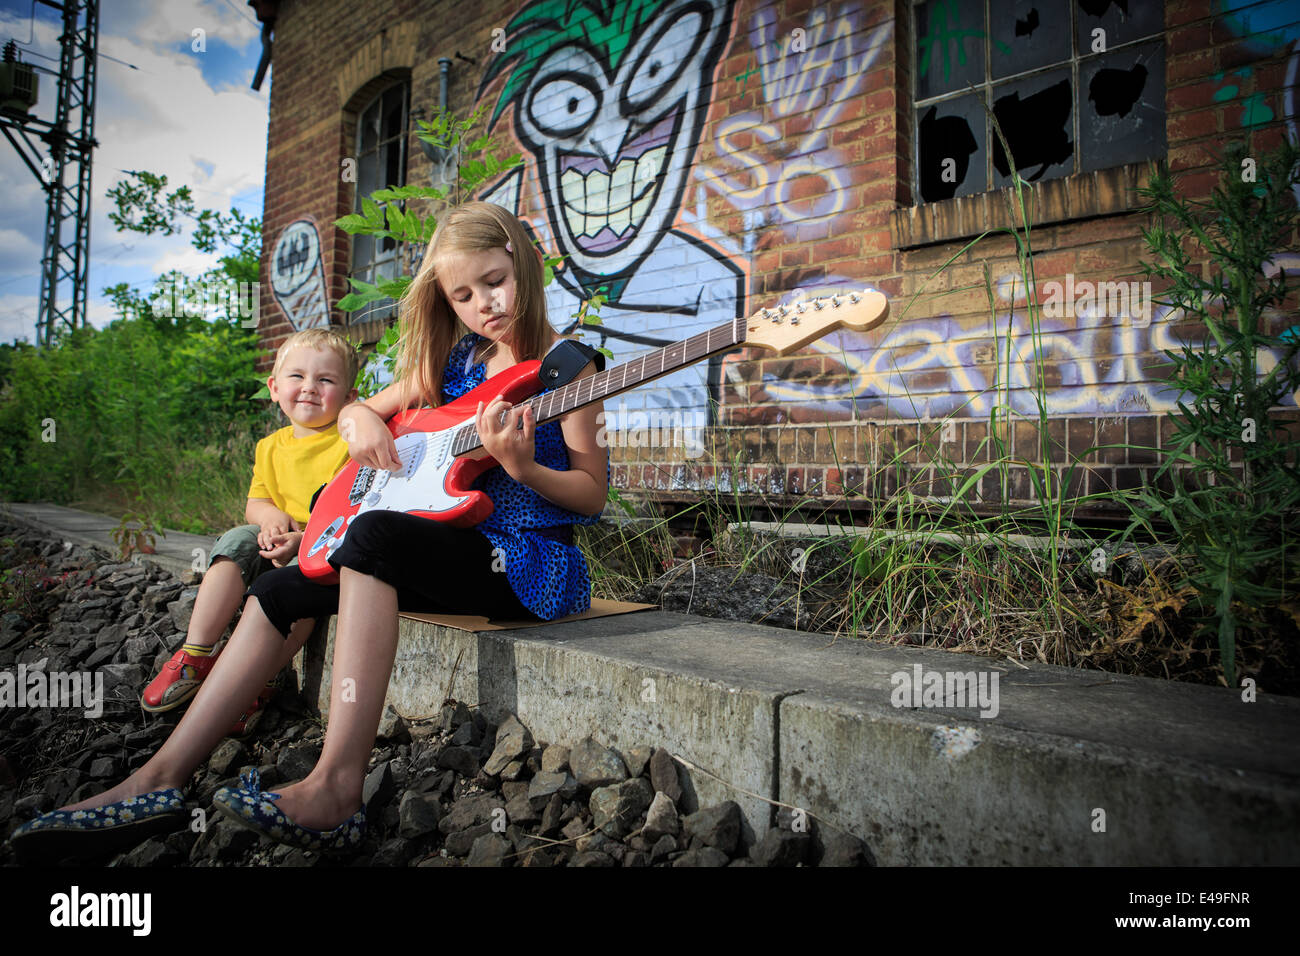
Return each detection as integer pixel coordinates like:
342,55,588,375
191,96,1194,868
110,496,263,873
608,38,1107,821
913,0,1165,204
348,82,411,324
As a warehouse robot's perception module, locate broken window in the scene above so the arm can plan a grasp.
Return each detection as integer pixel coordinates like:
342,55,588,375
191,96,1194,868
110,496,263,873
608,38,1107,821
913,0,1165,203
349,82,411,322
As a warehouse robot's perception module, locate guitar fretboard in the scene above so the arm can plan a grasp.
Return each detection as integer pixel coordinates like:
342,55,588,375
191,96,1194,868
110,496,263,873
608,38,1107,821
451,316,745,456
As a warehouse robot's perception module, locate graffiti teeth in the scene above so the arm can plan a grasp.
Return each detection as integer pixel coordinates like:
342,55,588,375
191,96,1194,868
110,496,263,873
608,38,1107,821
560,146,668,243
609,161,634,235
561,170,587,237
587,168,610,218
635,146,667,194
632,191,651,223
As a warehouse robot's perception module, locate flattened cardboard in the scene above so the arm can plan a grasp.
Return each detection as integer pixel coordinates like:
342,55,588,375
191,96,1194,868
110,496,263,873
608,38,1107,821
399,598,657,633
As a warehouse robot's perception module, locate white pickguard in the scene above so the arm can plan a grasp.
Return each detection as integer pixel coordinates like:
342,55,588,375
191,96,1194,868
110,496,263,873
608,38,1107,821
305,426,467,562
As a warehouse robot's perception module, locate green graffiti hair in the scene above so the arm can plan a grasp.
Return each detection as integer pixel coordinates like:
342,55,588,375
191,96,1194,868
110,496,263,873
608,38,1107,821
479,0,675,130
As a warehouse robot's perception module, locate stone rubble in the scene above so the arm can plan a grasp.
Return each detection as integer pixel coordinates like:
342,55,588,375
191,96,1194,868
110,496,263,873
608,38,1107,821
0,519,872,867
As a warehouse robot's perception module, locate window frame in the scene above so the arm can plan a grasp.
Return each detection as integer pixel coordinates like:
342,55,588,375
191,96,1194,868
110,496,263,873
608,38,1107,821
347,80,412,327
909,0,1166,205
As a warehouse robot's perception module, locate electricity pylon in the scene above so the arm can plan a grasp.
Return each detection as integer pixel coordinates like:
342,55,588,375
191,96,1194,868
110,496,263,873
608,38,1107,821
0,1,100,345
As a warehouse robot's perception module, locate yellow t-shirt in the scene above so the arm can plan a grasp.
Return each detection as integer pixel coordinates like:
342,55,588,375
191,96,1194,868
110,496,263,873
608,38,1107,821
247,426,351,526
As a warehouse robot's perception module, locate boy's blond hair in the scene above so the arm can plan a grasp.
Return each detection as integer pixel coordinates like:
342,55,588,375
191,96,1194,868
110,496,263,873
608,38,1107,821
271,327,360,384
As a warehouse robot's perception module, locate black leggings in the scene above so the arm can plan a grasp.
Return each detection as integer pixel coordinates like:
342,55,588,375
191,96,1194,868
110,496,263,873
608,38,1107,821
247,511,534,637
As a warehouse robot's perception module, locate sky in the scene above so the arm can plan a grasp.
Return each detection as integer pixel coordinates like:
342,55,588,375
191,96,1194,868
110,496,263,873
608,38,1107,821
0,0,269,344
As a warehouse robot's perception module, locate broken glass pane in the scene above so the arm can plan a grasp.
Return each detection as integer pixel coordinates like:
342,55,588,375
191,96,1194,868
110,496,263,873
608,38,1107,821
991,0,1070,79
1079,40,1165,171
991,67,1074,187
918,92,988,201
1075,0,1163,55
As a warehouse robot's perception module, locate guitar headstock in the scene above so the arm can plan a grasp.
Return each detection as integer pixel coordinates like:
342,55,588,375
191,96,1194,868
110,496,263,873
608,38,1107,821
744,289,889,355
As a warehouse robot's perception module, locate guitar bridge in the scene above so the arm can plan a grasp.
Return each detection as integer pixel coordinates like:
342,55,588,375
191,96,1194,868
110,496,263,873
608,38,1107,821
348,467,375,506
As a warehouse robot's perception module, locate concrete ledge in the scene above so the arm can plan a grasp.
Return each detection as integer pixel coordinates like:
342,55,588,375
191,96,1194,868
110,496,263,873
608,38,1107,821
781,691,1298,866
300,608,1300,865
772,632,1300,864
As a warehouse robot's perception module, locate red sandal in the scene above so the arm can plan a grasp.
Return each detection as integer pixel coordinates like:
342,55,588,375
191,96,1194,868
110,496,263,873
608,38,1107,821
140,645,223,713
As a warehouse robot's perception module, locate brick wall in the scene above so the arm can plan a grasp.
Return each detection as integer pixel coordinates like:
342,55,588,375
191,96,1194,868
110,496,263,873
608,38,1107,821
259,0,1300,516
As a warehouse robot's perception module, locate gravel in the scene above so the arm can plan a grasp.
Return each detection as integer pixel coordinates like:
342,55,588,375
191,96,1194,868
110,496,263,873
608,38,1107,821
0,518,873,867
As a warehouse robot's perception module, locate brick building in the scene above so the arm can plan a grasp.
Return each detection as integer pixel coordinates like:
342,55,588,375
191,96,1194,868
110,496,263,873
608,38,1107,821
249,0,1300,518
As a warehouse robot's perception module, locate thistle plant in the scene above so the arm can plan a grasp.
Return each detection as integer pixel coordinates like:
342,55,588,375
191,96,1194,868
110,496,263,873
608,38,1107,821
1124,139,1300,686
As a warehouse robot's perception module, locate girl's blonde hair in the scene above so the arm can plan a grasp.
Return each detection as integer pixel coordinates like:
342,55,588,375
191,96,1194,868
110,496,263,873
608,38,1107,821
396,201,550,407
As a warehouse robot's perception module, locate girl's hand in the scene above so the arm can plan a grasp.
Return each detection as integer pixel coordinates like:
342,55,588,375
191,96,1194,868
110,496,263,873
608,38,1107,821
476,395,537,482
339,403,403,472
259,530,303,568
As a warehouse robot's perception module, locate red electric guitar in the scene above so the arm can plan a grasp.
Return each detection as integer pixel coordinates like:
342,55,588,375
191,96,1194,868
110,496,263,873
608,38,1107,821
298,289,890,581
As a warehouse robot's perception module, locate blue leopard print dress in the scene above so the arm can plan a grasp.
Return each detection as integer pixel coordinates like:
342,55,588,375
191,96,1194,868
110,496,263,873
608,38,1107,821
443,333,603,620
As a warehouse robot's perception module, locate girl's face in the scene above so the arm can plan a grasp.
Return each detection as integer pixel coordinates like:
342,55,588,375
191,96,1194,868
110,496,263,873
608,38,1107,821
437,247,517,346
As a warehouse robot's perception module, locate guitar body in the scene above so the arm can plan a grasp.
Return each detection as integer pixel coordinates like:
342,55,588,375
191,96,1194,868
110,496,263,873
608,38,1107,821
298,360,543,583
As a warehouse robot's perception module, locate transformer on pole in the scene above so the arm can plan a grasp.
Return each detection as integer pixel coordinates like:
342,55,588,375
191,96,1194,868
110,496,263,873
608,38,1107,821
0,1,99,346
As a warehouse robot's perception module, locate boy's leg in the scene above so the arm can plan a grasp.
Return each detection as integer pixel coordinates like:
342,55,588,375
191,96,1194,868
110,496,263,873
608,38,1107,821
142,525,269,712
197,525,270,637
183,558,246,649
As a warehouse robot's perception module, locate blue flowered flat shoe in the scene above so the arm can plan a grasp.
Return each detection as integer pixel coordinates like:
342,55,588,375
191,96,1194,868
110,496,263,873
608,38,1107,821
212,769,365,854
7,788,186,863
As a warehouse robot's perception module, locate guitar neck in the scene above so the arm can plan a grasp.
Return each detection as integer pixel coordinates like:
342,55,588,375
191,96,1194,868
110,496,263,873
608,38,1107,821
452,316,745,456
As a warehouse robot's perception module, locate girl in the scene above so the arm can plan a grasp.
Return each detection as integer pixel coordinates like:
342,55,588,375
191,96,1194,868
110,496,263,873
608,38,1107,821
10,201,608,855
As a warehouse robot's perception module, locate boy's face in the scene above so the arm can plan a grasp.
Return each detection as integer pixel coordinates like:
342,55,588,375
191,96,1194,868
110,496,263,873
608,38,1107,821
267,345,356,433
438,247,517,346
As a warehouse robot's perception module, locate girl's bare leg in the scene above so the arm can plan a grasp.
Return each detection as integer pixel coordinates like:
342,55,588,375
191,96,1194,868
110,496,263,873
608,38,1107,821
61,600,313,811
269,568,397,830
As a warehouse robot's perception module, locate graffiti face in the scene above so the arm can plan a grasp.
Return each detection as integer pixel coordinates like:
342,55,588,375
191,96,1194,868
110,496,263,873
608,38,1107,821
512,0,728,276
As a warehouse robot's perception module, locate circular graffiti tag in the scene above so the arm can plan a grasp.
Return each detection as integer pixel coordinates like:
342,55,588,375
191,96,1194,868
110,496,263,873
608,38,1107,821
271,220,321,298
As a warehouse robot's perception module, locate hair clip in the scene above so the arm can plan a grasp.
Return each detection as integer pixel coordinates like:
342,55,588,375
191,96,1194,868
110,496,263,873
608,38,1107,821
505,241,513,254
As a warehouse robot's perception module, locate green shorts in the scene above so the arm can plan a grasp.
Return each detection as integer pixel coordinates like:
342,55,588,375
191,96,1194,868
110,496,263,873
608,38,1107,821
209,524,298,587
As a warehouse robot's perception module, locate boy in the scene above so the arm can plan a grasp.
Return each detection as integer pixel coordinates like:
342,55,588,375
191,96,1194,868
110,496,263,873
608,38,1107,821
140,327,359,730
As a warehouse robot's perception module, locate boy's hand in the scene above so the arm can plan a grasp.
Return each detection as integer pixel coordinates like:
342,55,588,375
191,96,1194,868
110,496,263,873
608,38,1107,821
257,514,300,551
259,530,303,568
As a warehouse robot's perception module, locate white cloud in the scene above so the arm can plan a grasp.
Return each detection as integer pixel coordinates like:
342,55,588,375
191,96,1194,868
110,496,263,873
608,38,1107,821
0,229,43,277
101,0,260,56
